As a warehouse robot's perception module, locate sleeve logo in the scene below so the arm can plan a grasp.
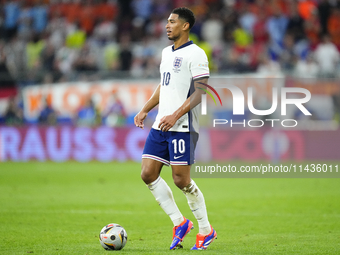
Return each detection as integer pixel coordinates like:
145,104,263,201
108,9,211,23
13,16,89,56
198,63,208,68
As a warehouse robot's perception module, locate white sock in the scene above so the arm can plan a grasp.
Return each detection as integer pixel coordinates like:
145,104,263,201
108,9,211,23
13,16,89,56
147,176,184,226
182,179,211,235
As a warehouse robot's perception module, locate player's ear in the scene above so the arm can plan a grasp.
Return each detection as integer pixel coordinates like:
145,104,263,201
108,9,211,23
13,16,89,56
182,22,190,31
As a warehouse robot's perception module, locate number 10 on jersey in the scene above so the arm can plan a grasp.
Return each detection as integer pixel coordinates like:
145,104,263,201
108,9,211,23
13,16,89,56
162,72,171,86
172,139,185,154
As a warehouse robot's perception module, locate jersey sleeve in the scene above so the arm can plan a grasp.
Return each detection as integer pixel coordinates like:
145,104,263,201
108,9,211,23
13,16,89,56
190,48,210,80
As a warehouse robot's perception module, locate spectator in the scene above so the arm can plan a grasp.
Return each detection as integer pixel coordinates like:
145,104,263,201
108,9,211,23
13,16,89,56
253,12,269,44
17,1,33,41
314,35,340,77
247,42,267,69
4,35,27,80
79,0,96,35
271,34,309,72
146,14,168,41
95,0,118,22
298,0,317,20
266,7,288,45
318,0,332,35
76,97,101,127
304,9,321,49
93,17,117,45
73,41,98,72
40,42,62,82
201,12,224,49
152,0,173,19
221,4,238,43
4,96,23,126
64,0,81,25
221,47,255,73
3,0,20,42
103,93,127,127
239,3,257,36
55,42,77,77
66,22,86,49
294,53,319,78
143,57,159,78
46,10,67,49
117,0,133,20
32,0,48,34
190,0,209,18
248,10,269,68
26,34,45,71
1,0,340,83
131,0,152,22
102,42,120,70
0,42,17,97
232,23,252,49
49,0,67,17
38,98,57,125
119,34,133,72
327,8,340,48
130,57,144,78
41,42,55,72
257,55,281,74
286,3,305,42
248,0,272,17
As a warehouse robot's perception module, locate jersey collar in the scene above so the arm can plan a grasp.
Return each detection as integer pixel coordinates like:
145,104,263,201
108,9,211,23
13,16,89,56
172,40,193,52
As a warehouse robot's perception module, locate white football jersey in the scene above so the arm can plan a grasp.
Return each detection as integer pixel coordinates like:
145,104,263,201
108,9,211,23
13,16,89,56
152,41,209,133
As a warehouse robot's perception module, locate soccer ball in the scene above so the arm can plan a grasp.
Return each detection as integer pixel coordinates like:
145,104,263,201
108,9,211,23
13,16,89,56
99,223,128,250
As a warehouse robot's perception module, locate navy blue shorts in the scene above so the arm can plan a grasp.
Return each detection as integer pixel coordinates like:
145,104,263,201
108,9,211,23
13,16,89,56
142,128,199,166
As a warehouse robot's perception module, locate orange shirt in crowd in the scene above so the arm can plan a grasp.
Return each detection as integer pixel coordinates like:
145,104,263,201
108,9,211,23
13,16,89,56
79,2,96,34
305,13,321,48
96,2,118,21
328,10,340,47
298,0,317,20
64,2,81,23
49,2,68,18
237,0,289,17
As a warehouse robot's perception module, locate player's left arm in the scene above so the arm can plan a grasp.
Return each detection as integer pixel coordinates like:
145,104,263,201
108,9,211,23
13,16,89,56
158,77,208,132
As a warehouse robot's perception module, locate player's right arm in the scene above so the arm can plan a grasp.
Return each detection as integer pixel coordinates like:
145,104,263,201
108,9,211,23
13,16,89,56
134,84,161,129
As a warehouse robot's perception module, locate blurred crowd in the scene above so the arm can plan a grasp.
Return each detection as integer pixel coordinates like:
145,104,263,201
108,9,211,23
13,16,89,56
0,0,340,87
1,0,340,125
1,91,128,126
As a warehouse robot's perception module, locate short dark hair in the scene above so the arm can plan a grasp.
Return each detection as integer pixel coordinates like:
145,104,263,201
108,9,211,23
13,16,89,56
172,7,195,30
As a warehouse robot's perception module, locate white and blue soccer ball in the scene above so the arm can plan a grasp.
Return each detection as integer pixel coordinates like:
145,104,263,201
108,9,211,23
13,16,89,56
99,223,128,250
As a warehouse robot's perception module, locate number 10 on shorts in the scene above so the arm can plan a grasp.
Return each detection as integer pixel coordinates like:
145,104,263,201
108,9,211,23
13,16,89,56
172,139,185,154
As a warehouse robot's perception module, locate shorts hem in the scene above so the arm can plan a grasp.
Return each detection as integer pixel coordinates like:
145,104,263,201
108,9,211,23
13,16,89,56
142,154,170,166
170,161,189,165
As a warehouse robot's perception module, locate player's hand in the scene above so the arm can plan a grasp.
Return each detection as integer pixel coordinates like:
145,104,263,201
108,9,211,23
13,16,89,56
134,111,147,129
158,114,178,132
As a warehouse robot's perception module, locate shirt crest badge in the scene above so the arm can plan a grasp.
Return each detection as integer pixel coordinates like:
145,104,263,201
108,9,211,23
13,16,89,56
173,57,183,73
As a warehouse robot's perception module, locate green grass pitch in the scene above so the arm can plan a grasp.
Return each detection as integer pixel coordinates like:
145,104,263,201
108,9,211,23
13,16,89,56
0,161,339,254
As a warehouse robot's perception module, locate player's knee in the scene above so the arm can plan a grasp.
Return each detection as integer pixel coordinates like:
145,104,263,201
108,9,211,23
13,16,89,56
173,174,187,189
141,163,157,185
140,167,151,184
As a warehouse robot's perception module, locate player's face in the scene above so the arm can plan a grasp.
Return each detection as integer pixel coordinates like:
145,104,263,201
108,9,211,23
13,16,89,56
165,13,186,41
